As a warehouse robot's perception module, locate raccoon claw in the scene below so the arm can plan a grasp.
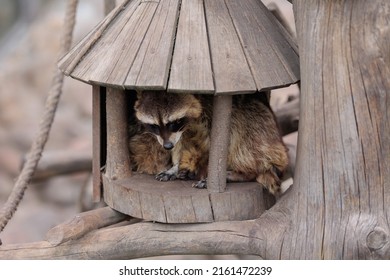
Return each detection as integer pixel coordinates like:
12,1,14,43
177,169,196,180
155,171,176,181
192,179,207,189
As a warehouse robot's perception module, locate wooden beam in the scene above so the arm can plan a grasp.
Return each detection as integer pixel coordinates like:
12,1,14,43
92,85,105,202
105,88,131,180
45,207,127,246
207,95,232,193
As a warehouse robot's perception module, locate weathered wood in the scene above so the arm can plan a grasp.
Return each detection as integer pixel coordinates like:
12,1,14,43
207,95,232,193
25,150,91,182
0,220,263,259
59,0,299,93
278,0,390,259
45,207,127,246
92,1,158,86
92,85,105,202
14,0,387,261
168,0,214,94
225,0,299,91
59,0,133,75
105,88,130,180
103,173,264,223
125,0,180,89
204,0,256,94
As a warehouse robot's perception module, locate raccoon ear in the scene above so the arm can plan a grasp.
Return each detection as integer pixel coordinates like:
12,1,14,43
186,96,202,119
134,91,143,110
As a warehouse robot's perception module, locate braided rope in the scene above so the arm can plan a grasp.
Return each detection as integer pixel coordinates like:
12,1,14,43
0,0,79,237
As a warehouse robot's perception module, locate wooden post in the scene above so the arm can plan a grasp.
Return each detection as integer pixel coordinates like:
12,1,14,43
92,86,105,202
105,88,131,180
207,95,232,193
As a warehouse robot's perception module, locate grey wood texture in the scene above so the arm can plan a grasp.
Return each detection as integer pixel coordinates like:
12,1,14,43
168,0,214,93
103,173,264,223
58,0,299,93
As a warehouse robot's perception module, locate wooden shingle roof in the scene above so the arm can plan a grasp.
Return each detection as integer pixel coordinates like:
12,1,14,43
59,0,299,94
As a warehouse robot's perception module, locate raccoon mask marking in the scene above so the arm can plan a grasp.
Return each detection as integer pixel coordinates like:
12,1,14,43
134,91,202,150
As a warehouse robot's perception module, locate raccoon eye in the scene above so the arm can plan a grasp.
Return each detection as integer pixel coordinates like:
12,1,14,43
167,118,186,132
144,123,160,134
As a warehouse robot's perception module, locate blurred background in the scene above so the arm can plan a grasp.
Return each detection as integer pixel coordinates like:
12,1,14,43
0,0,297,248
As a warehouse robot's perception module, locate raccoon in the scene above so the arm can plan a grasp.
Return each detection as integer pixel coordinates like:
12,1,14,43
134,91,288,196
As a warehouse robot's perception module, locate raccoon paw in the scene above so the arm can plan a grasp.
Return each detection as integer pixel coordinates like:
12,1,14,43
177,169,197,180
192,179,207,189
155,164,179,181
155,171,177,181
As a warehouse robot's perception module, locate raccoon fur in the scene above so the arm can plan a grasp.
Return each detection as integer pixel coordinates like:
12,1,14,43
133,91,288,196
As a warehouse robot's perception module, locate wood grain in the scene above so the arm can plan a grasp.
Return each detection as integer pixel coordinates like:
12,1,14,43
204,0,256,94
126,0,180,90
105,88,131,180
226,0,300,91
168,0,214,94
103,173,264,223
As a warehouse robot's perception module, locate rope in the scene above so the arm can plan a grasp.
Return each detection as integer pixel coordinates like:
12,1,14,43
0,0,79,238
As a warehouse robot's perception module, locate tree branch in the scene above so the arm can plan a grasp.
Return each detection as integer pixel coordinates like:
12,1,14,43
0,203,292,259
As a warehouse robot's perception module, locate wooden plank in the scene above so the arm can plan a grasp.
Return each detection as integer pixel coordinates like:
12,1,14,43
163,196,197,223
102,174,264,223
59,0,134,76
191,195,214,222
139,192,167,222
168,0,214,94
125,0,181,90
103,175,143,218
71,0,142,84
225,0,300,91
204,0,256,94
210,192,232,221
101,2,159,86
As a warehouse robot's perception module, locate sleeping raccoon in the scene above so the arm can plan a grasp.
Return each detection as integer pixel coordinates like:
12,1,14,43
133,91,288,196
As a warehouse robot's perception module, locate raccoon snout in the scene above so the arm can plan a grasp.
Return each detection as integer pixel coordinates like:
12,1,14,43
163,141,174,150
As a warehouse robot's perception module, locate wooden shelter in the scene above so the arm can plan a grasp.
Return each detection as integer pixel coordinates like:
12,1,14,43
1,0,389,260
58,0,299,223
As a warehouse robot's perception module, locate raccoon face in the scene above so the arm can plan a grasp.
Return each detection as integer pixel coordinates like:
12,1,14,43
134,91,202,150
143,117,188,150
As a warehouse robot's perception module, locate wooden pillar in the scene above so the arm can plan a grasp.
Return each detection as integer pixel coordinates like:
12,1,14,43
207,95,232,193
92,86,105,202
105,88,131,180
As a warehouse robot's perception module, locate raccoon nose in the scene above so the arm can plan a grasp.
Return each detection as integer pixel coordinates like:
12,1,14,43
163,141,174,150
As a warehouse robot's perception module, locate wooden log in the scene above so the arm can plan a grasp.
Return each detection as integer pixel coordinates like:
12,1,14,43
207,95,232,193
25,151,92,182
105,88,131,180
45,206,127,246
0,219,265,259
92,85,106,202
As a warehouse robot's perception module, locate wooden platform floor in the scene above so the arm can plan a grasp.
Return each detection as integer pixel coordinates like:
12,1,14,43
103,173,265,223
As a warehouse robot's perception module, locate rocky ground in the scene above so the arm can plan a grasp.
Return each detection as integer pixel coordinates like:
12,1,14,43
0,0,297,257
